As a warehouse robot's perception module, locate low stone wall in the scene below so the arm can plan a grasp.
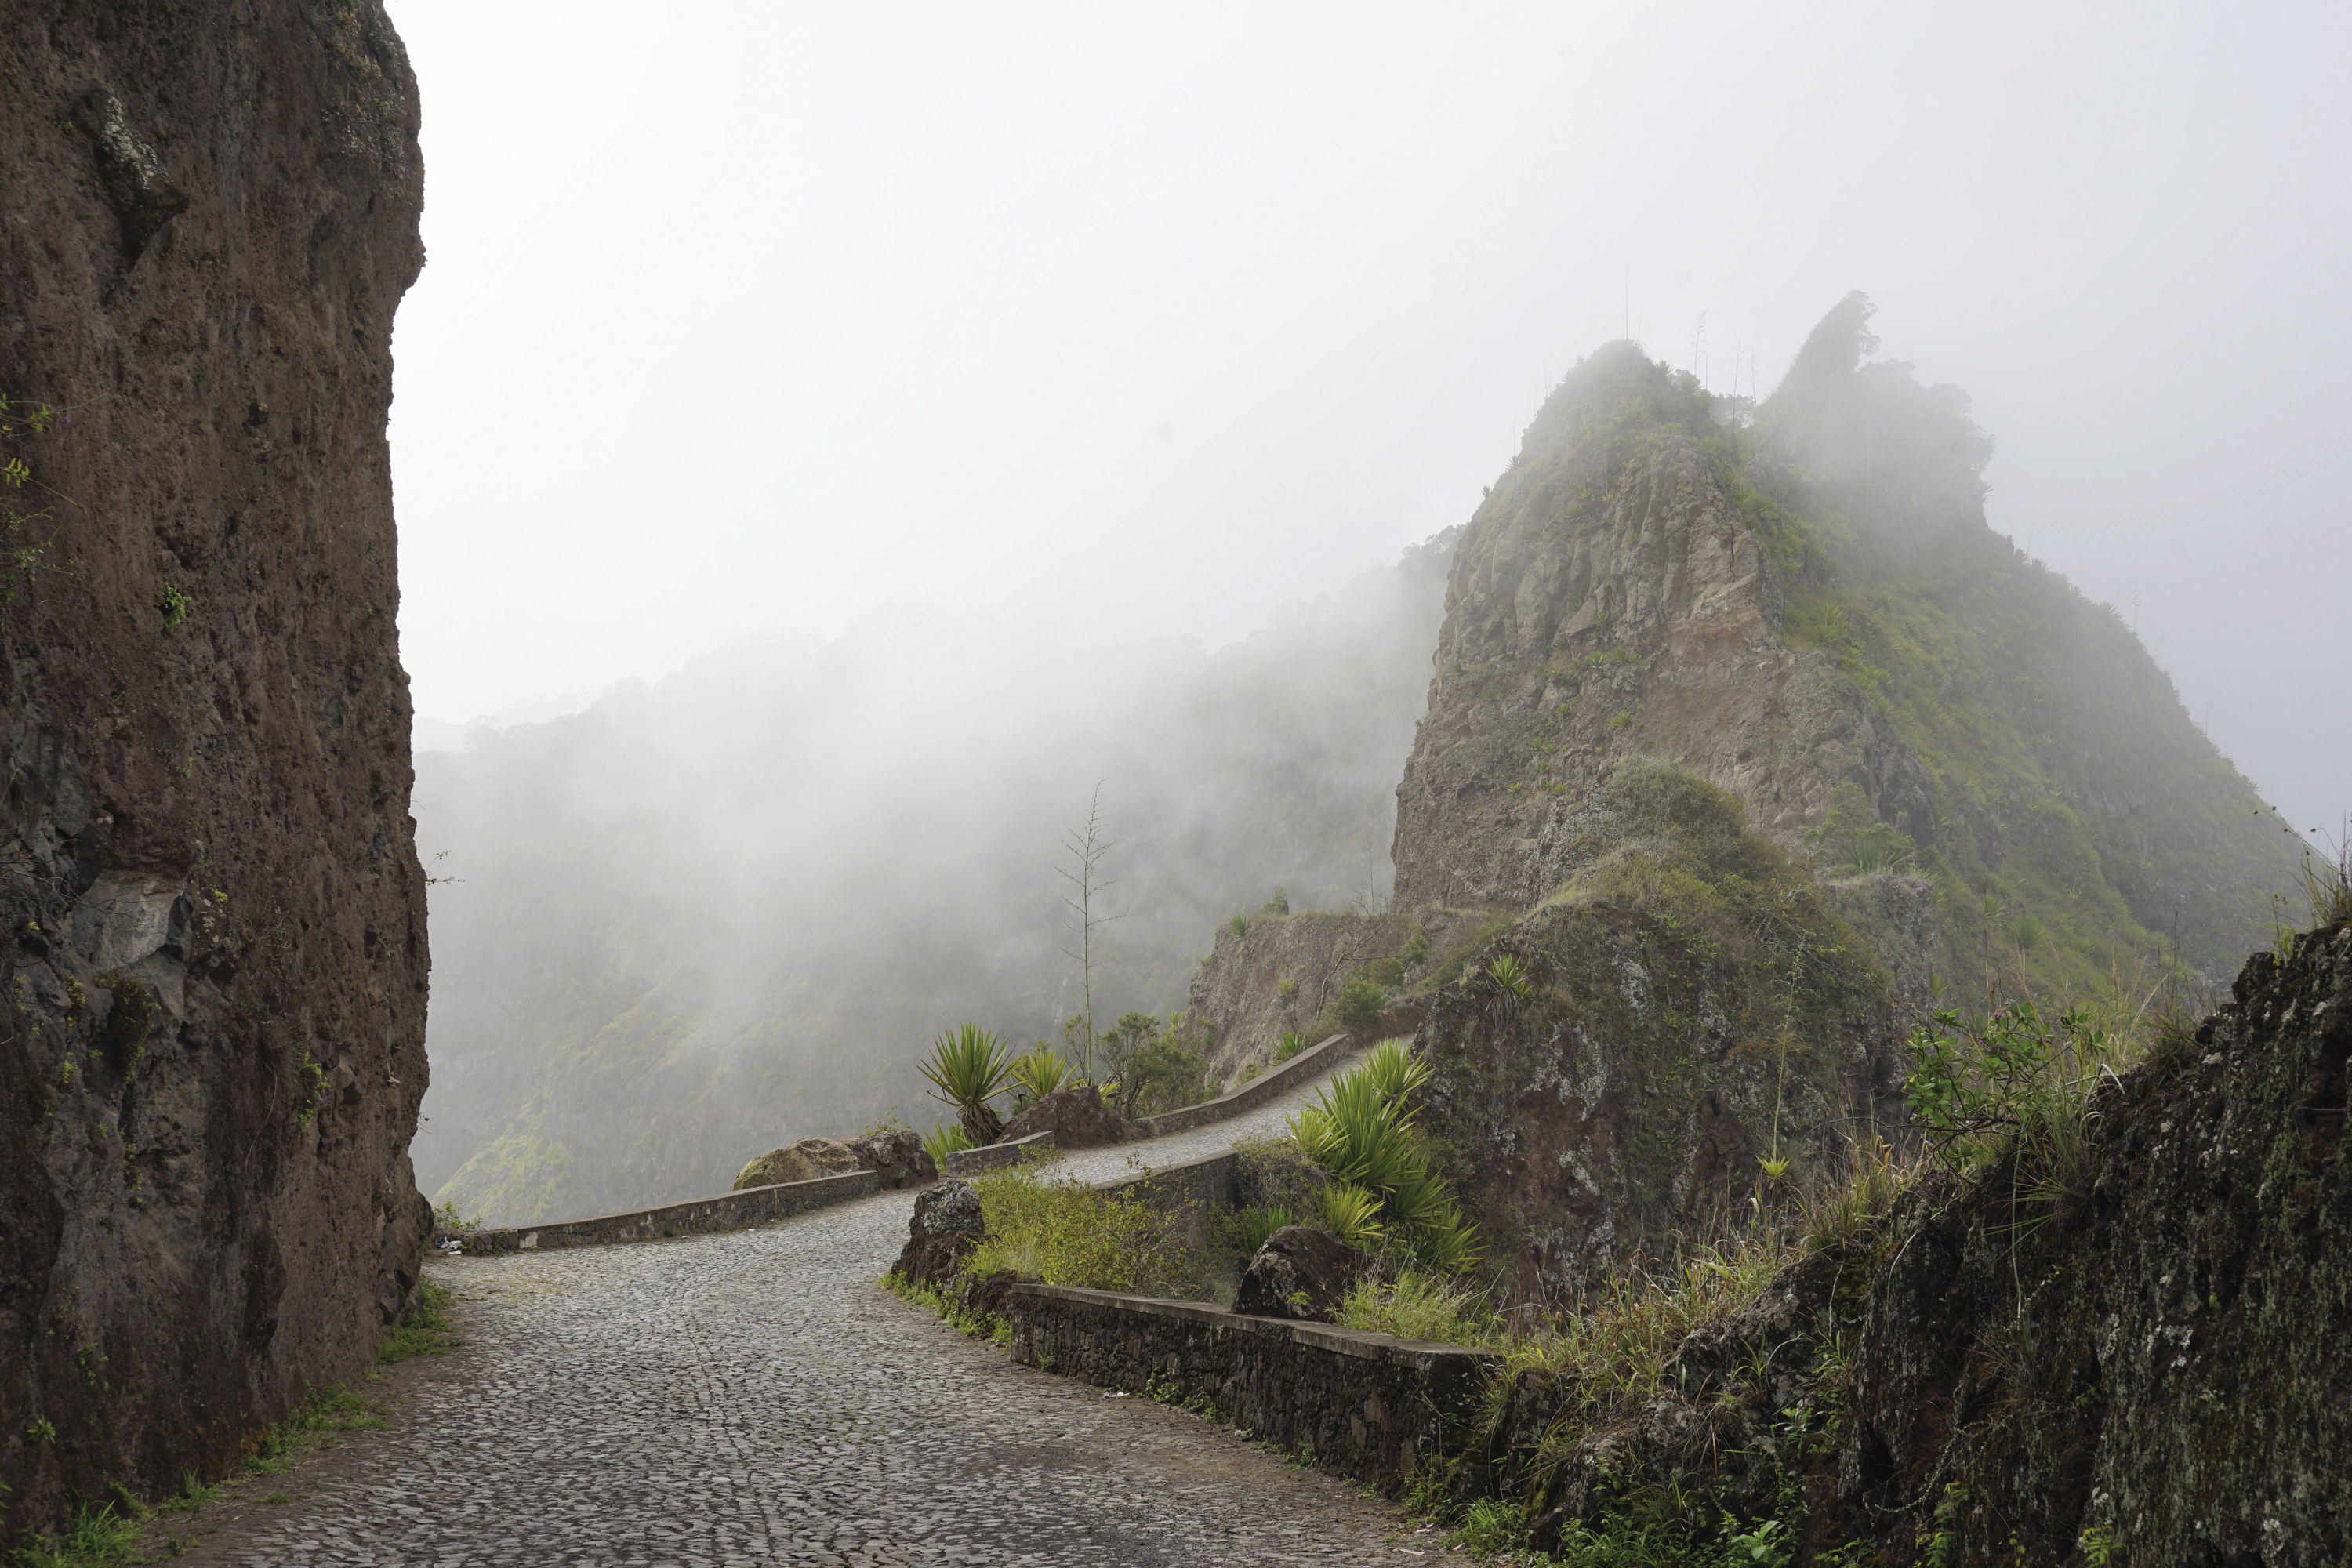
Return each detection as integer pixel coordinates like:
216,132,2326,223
1135,1033,1356,1138
1095,1151,1239,1212
944,1129,1055,1177
448,1169,879,1254
1007,1283,1497,1488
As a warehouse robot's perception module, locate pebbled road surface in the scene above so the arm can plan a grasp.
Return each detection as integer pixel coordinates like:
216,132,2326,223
167,1070,1438,1566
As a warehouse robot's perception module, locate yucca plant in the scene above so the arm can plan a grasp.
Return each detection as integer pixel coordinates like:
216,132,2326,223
1359,1038,1430,1110
1009,1045,1073,1102
1293,1056,1483,1269
920,1023,1016,1146
1272,1029,1308,1063
1486,953,1532,997
1318,1183,1385,1248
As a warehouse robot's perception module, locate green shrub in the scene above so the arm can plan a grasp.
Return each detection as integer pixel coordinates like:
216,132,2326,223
1272,1029,1308,1062
1332,975,1387,1031
963,1164,1213,1298
1099,1011,1215,1119
1338,1269,1505,1348
1214,1203,1298,1263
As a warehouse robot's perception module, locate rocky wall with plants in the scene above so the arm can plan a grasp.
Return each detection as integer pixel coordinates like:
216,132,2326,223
1443,918,2350,1566
1413,761,1905,1305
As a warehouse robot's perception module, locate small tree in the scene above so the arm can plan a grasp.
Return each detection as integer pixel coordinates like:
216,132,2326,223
1058,782,1123,1081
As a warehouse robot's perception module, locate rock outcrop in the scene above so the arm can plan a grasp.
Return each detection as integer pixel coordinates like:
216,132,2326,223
734,1138,864,1190
894,1180,985,1287
844,1127,936,1189
1233,1225,1367,1322
735,1131,935,1192
1000,1084,1139,1149
0,0,428,1537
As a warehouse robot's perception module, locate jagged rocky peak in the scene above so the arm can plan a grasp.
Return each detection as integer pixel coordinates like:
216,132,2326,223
1392,335,1929,916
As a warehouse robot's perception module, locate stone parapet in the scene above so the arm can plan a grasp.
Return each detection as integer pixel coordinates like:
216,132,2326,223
1006,1283,1497,1488
1135,1033,1356,1137
448,1169,879,1254
943,1130,1056,1177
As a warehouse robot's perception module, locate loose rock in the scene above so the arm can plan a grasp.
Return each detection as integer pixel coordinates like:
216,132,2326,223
1233,1225,1367,1321
1001,1084,1141,1149
894,1178,985,1287
734,1137,865,1190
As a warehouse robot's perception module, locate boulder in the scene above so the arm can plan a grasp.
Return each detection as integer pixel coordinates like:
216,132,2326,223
1000,1083,1140,1149
733,1137,864,1191
895,1179,985,1287
1234,1225,1367,1322
844,1127,937,1189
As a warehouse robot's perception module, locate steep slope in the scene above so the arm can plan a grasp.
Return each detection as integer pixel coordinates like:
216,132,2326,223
414,535,1455,1223
1196,301,2296,1296
0,1,430,1539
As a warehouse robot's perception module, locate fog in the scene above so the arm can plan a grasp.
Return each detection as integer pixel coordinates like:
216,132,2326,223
412,537,1453,1218
383,3,2352,1215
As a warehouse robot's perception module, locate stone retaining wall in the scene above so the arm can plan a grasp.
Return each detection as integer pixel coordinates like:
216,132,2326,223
1006,1283,1497,1489
1134,1034,1356,1137
448,1169,879,1254
943,1130,1056,1177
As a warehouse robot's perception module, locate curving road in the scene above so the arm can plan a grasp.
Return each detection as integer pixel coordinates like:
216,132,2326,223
168,1069,1436,1566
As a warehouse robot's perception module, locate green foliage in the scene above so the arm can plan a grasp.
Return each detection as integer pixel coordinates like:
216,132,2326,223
1292,1046,1482,1269
1316,1183,1385,1248
921,1121,972,1167
1483,953,1531,997
1338,1269,1505,1348
962,1163,1214,1298
1098,1010,1214,1119
1359,1037,1430,1104
1332,974,1387,1030
376,1282,459,1365
918,1023,1015,1114
1228,912,1250,937
157,582,192,631
1271,1029,1308,1063
1214,1203,1298,1262
1403,927,1429,967
1007,1044,1073,1102
8,1502,141,1568
430,1199,481,1232
294,1052,326,1130
1804,782,1914,876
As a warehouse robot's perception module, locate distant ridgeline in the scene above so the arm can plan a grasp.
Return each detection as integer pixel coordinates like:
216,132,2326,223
1196,295,2298,1298
412,535,1456,1225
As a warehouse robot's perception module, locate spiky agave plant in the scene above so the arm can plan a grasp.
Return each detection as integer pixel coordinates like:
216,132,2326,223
920,1023,1017,1146
1317,1184,1385,1249
1008,1045,1074,1103
1293,1061,1483,1269
1359,1038,1430,1109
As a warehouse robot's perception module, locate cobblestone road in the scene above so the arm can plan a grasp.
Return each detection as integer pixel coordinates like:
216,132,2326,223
171,1070,1439,1566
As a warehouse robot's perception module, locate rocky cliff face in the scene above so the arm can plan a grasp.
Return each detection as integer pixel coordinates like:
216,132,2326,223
1462,916,2352,1566
1393,343,1932,915
0,2,428,1535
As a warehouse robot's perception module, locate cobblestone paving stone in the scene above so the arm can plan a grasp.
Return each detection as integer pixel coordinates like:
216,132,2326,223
176,1070,1440,1566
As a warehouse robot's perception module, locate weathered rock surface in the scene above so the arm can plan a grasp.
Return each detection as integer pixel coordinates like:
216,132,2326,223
1232,1225,1367,1321
0,0,427,1537
1000,1083,1139,1149
894,1179,984,1287
733,1137,864,1191
1392,349,1930,913
843,1127,936,1189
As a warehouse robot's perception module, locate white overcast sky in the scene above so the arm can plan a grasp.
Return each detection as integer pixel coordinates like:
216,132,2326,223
384,1,2351,839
